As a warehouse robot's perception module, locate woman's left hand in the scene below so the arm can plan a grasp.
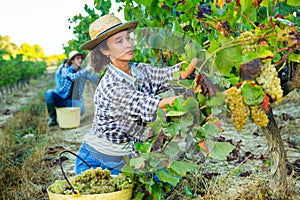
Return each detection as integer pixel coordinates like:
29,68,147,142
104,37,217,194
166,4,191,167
180,58,198,80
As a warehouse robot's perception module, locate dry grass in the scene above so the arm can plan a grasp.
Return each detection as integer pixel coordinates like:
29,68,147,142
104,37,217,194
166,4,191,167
0,90,57,199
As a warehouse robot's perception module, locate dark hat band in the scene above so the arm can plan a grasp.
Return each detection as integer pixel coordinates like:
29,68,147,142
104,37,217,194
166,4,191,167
96,23,122,38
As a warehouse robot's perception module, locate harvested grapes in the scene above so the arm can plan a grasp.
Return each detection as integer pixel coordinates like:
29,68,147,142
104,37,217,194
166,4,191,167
48,167,132,195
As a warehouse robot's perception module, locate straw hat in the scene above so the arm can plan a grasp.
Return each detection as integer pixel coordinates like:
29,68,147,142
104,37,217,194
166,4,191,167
80,14,138,50
67,50,85,65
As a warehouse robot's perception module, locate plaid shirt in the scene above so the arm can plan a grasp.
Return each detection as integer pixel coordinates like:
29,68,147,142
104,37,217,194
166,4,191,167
58,65,99,101
89,62,181,155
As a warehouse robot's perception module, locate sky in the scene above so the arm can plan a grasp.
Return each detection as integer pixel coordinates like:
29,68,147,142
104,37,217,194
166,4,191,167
0,0,123,56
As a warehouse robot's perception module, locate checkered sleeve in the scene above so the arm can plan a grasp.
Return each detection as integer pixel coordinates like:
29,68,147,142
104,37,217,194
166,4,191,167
107,81,162,124
137,63,182,94
63,68,87,81
85,71,100,83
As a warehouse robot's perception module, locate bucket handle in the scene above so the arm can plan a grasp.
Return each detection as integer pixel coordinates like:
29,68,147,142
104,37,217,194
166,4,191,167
58,150,92,194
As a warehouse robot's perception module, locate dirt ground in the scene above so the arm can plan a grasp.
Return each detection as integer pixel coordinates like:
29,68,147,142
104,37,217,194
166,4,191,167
0,70,299,199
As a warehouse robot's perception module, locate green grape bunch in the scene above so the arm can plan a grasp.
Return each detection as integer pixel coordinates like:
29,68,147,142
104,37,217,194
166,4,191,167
237,31,258,55
225,86,250,130
256,59,283,104
250,105,269,127
48,167,133,195
277,26,300,48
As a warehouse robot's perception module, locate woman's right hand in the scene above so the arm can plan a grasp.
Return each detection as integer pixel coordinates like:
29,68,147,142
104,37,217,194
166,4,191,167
158,96,178,110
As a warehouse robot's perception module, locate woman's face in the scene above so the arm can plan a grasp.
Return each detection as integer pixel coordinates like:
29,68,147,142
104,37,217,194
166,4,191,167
101,30,134,63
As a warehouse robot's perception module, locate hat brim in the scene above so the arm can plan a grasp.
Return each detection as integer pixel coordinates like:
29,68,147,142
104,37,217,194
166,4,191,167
80,20,138,50
67,53,85,65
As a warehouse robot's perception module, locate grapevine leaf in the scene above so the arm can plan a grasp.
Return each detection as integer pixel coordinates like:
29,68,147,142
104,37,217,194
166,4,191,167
169,80,192,88
167,122,181,136
258,49,275,59
209,93,226,107
184,44,197,62
135,0,151,7
149,159,160,168
289,53,300,63
167,113,194,136
147,121,162,135
209,141,235,160
152,183,164,200
274,2,299,16
193,126,206,139
130,157,146,168
197,93,206,106
166,111,185,117
241,82,264,105
172,97,184,111
132,193,145,200
176,0,198,11
240,0,253,13
229,73,240,85
203,122,221,137
287,0,300,6
164,141,181,159
215,46,240,76
241,48,274,64
121,163,135,175
182,97,200,118
170,160,198,176
207,40,221,54
239,58,262,80
155,169,180,187
135,142,151,153
210,116,223,132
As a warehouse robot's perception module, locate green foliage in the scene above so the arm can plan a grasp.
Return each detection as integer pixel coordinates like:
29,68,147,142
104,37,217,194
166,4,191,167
0,54,47,87
241,82,265,106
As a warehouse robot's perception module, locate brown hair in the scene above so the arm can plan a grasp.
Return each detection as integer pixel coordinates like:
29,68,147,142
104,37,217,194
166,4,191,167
89,40,110,73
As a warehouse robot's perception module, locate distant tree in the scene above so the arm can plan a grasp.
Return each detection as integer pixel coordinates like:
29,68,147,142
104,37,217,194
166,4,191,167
33,44,45,60
19,43,45,61
0,35,19,59
19,43,35,60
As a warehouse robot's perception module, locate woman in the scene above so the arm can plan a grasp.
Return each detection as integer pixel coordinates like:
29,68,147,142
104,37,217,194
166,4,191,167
75,14,198,175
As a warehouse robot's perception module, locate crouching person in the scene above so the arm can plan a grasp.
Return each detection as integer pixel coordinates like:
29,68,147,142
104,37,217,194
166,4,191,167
45,50,99,126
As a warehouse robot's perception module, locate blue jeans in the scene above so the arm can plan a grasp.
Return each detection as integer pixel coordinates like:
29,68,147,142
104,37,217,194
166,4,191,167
75,142,126,175
45,89,85,115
